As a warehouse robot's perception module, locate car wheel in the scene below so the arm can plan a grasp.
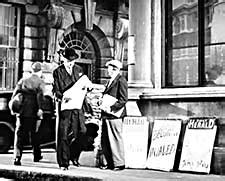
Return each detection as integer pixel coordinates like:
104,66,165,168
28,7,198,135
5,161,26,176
0,127,13,153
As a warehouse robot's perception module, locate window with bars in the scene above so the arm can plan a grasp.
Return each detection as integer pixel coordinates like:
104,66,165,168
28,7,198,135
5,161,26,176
165,0,225,88
0,3,21,91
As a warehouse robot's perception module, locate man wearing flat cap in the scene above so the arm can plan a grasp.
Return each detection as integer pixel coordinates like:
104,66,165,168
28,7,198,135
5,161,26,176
11,62,45,166
100,59,128,171
53,47,88,170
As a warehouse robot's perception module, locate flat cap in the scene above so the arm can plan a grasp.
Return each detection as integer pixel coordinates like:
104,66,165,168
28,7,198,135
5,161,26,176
105,59,122,69
31,62,42,72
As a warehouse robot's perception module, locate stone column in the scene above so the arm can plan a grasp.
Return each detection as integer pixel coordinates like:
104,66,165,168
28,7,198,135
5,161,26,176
128,0,153,99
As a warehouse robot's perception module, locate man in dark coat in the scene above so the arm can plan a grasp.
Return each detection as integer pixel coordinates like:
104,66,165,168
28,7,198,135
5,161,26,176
53,47,87,170
100,59,128,171
12,62,45,166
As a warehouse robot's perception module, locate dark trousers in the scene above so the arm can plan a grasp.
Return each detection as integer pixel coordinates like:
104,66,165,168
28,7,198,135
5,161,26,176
69,123,99,162
57,110,80,167
14,116,41,159
69,133,85,162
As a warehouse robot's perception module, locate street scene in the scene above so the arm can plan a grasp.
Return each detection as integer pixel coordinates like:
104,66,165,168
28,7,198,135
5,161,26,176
1,0,225,180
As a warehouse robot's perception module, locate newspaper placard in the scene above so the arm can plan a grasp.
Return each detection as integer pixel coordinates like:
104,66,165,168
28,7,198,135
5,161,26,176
179,117,217,173
61,75,92,111
146,119,182,171
123,117,149,168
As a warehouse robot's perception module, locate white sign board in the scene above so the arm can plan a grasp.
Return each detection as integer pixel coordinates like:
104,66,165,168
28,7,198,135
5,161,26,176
146,119,182,171
123,117,149,168
179,117,217,173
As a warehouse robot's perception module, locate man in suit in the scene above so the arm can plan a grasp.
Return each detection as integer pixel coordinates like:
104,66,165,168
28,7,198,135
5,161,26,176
12,62,45,166
53,47,87,170
100,59,128,171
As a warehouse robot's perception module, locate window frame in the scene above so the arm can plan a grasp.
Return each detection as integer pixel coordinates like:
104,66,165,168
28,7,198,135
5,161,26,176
164,0,214,88
0,3,21,91
141,0,225,100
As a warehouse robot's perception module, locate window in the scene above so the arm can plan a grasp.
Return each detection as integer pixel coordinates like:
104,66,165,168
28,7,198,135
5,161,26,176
0,3,21,90
165,0,225,87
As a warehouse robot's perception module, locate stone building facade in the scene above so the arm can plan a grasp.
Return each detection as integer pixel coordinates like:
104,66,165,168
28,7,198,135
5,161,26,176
2,0,225,175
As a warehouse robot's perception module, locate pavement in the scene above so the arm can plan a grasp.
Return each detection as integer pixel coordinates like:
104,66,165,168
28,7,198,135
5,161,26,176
0,149,225,181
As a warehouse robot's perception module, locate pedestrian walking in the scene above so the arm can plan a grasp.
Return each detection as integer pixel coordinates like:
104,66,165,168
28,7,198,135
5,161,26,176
10,62,45,166
100,59,128,171
53,47,89,170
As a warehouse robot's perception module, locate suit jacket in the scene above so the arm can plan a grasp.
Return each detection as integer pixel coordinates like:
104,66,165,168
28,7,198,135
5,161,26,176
102,74,128,118
52,63,83,101
12,74,45,118
52,63,87,132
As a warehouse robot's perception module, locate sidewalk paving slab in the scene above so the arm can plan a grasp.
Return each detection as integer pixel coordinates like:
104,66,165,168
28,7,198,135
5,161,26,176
0,150,225,180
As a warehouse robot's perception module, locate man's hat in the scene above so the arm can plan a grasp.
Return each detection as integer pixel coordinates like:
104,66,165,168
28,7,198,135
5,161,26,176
105,59,122,69
63,48,79,61
31,62,42,72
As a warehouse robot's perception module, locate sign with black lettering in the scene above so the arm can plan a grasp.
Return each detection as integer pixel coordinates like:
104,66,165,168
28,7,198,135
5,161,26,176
146,119,182,171
123,117,149,168
179,117,217,173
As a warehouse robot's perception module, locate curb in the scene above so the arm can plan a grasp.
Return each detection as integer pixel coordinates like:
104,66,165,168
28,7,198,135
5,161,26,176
0,165,102,181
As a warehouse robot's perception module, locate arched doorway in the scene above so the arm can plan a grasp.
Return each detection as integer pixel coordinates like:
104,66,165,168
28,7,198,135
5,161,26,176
58,23,112,83
58,29,97,82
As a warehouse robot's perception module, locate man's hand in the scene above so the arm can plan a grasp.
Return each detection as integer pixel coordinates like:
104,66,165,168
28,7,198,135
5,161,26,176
63,97,72,103
37,109,43,119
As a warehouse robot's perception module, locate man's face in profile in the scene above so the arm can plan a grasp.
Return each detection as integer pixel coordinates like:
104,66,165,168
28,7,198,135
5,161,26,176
107,65,119,78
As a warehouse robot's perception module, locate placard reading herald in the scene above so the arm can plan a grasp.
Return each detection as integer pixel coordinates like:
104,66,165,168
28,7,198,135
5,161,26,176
179,117,217,173
123,116,149,168
146,119,182,171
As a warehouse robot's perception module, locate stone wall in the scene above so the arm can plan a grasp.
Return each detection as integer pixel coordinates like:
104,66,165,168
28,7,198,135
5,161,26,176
4,0,128,94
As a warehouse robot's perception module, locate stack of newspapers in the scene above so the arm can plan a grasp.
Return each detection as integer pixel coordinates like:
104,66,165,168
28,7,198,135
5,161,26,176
61,75,92,111
100,94,124,118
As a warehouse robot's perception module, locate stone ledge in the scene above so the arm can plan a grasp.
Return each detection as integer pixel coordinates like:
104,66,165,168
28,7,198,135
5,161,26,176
141,87,225,99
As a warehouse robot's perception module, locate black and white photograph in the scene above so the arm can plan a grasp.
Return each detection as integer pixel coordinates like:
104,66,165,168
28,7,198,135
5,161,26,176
0,0,225,180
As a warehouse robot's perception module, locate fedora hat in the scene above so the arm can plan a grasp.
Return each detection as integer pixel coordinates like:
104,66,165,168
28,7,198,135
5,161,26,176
105,59,122,69
63,48,79,61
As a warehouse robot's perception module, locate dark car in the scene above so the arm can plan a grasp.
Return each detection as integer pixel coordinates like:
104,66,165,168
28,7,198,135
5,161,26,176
0,94,56,153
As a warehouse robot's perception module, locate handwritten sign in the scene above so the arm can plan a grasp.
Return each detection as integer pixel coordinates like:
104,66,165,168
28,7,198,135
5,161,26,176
179,117,217,173
123,117,149,168
146,119,181,171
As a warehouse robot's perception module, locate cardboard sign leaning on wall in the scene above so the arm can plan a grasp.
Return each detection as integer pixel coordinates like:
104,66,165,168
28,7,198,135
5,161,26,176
179,117,217,174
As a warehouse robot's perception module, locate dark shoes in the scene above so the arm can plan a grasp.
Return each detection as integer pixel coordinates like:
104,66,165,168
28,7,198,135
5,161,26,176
113,165,125,171
100,165,125,171
14,158,21,166
99,165,111,170
14,155,42,165
71,160,80,167
33,155,43,162
99,165,114,170
60,166,69,171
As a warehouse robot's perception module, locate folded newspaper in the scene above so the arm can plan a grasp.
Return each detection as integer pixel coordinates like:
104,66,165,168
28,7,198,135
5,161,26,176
101,94,124,118
61,75,92,111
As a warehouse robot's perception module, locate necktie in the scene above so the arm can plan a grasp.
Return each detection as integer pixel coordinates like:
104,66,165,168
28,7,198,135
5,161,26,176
69,64,73,74
67,64,73,75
